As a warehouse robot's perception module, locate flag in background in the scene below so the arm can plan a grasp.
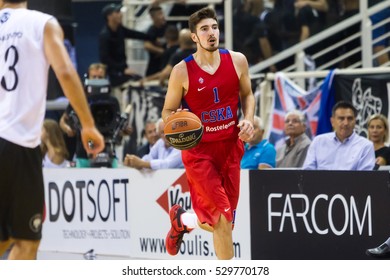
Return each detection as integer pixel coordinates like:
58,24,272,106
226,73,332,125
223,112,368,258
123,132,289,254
317,71,390,137
267,70,390,148
268,72,334,149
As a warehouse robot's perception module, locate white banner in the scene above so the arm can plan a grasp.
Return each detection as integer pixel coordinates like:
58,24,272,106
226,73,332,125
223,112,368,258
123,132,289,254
40,169,251,260
40,168,132,256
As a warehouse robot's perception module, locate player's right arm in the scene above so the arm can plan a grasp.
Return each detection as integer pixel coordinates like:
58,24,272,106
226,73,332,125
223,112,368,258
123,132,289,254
161,61,188,123
43,18,104,155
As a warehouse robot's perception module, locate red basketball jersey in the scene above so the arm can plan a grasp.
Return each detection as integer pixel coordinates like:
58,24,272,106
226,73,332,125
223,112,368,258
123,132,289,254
183,49,240,142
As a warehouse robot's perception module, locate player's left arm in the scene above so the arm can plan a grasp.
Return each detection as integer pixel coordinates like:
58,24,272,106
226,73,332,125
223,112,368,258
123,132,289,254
161,61,188,123
231,51,255,141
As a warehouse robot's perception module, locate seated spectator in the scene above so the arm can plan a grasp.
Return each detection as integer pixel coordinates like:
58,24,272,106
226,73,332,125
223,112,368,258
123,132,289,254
241,116,276,169
124,118,183,169
367,114,390,167
136,120,159,158
41,119,70,168
276,110,312,168
303,101,375,170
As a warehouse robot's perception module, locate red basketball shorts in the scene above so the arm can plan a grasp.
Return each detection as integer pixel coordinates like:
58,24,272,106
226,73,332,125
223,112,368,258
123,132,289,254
182,137,244,227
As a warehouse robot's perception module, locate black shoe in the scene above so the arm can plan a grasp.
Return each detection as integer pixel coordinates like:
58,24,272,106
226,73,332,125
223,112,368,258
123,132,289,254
366,243,390,258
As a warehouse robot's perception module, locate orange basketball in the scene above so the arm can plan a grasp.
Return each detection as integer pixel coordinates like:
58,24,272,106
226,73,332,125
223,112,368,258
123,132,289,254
164,111,203,150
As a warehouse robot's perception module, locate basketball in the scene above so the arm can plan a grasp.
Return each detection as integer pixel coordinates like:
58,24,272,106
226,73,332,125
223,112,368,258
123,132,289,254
164,111,203,150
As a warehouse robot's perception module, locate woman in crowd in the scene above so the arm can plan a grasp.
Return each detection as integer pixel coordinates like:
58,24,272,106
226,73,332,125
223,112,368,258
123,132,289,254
41,119,70,168
367,114,390,167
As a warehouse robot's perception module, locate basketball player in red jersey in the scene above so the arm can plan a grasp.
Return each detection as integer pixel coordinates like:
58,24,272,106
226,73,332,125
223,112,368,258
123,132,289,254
161,7,255,259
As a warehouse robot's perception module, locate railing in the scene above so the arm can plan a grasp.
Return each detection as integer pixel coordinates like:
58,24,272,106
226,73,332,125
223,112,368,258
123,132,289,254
249,0,390,84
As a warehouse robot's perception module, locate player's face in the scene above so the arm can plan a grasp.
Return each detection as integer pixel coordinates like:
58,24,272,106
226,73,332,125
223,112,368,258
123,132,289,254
192,18,219,52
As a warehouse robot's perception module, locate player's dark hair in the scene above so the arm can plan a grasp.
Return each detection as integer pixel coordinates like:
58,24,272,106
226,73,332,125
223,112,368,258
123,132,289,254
188,7,218,33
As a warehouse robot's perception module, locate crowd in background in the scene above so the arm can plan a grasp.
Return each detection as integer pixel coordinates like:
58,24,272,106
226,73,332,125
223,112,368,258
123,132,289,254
43,0,390,170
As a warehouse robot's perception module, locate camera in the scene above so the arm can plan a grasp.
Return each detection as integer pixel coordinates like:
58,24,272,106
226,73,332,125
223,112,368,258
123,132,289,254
69,78,129,167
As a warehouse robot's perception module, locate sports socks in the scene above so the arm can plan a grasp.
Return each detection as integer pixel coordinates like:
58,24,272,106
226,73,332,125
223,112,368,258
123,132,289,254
181,212,199,229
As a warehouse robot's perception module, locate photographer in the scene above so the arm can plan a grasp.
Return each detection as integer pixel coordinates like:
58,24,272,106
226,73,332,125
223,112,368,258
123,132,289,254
60,63,128,167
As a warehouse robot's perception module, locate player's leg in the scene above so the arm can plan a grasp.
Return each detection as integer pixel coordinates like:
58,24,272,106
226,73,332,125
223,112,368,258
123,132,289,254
8,143,44,260
8,239,40,260
213,214,234,260
213,138,244,260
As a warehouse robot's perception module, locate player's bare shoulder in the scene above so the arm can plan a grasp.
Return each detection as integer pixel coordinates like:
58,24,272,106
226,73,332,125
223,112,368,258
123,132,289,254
170,60,189,86
171,60,187,77
229,50,249,67
228,50,249,78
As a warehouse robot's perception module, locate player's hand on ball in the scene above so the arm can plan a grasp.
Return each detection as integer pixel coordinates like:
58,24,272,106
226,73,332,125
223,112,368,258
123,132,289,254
238,119,254,142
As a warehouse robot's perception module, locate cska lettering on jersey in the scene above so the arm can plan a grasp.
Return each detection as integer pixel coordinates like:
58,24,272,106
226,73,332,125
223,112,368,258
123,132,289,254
201,106,233,123
268,193,372,236
201,106,236,132
48,178,129,223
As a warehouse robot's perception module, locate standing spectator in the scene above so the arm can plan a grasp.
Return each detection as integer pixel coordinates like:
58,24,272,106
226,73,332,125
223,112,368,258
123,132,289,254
370,1,390,65
241,116,276,169
159,25,180,70
295,0,329,42
41,119,70,168
99,3,150,87
0,0,104,260
123,118,183,169
303,101,375,170
144,5,169,76
338,0,360,67
233,0,262,65
367,114,390,167
276,110,312,168
142,28,195,85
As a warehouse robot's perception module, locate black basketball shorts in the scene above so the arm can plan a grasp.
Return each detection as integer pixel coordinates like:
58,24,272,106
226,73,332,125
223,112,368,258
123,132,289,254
0,137,44,241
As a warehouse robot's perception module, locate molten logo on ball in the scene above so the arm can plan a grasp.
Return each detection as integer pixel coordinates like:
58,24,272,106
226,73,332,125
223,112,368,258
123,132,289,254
171,121,188,130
